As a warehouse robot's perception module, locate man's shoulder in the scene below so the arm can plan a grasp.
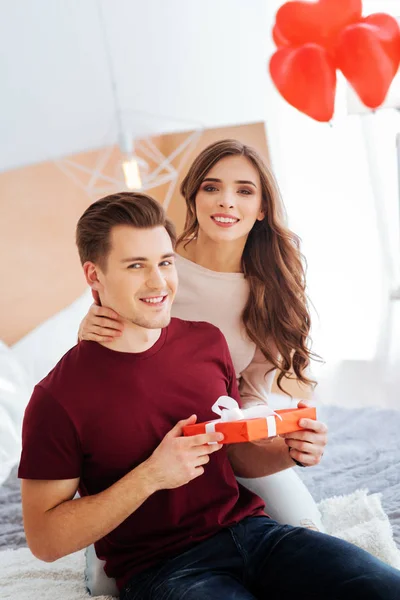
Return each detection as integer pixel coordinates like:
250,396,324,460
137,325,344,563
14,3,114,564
37,342,94,398
169,317,224,341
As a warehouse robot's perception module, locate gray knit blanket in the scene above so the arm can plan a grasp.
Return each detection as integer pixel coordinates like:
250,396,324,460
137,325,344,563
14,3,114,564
1,404,399,550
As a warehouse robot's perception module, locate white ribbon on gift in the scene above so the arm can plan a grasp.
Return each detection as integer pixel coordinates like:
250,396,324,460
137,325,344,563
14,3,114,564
205,395,282,443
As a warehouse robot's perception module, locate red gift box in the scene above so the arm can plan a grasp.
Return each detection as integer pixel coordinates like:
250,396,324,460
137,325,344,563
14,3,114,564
183,406,317,444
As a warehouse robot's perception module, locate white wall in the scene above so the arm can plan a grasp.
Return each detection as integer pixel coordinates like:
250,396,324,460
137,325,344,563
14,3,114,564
2,0,399,399
0,0,271,171
264,1,400,374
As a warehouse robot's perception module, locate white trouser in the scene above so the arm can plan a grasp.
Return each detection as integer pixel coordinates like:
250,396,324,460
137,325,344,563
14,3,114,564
237,469,324,531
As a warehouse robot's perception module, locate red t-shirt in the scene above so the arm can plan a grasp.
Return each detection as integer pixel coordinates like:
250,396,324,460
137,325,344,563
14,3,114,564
18,318,265,589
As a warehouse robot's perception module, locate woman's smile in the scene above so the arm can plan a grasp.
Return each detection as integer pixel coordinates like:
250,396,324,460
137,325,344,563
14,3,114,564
211,213,240,228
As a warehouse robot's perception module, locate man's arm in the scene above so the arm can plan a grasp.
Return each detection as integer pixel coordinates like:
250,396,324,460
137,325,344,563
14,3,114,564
21,416,224,562
21,462,154,562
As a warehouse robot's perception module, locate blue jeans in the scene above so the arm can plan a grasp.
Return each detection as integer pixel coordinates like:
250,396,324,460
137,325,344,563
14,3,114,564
120,516,400,600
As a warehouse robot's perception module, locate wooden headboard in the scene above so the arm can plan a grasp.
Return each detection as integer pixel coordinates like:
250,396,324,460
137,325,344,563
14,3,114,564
0,122,270,346
0,120,313,400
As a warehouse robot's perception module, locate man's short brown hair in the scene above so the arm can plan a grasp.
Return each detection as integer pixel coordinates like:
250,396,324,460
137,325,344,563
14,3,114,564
76,192,176,270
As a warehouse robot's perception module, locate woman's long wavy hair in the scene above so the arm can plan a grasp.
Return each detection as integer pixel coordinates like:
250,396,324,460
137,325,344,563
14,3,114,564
177,139,317,394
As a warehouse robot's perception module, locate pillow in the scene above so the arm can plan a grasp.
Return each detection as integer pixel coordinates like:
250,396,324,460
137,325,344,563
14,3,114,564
0,341,31,485
1,289,92,484
84,545,118,598
11,289,93,390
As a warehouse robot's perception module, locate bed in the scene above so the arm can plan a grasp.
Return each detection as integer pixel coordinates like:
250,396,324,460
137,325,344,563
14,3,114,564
0,290,399,597
1,400,400,551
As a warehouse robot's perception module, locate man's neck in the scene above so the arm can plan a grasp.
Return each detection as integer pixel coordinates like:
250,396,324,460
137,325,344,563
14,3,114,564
100,323,162,354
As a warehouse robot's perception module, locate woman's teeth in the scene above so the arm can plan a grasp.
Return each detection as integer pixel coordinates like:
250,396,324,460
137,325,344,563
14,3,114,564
213,217,238,223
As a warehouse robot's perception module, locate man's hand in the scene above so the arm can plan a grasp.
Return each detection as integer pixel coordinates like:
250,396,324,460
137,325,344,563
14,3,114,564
281,401,328,467
146,415,224,490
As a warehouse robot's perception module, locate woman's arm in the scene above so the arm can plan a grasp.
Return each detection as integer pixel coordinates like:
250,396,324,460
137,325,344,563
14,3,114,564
238,347,328,469
227,438,294,477
227,413,328,477
239,347,276,406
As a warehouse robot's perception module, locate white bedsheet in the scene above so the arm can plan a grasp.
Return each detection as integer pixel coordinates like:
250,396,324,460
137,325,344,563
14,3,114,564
0,342,31,486
0,289,92,486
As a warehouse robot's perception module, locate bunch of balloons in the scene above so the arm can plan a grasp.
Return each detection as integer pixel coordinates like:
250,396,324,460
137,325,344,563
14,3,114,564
269,0,400,122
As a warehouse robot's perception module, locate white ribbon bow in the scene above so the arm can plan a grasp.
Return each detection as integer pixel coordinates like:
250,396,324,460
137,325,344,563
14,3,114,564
205,395,282,442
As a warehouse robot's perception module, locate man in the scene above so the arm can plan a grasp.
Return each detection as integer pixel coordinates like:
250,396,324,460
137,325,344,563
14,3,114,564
19,193,400,599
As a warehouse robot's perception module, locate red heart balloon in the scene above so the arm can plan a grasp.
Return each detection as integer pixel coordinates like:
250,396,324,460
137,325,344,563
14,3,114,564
276,0,362,51
336,22,398,108
272,24,290,48
363,13,400,75
269,44,337,122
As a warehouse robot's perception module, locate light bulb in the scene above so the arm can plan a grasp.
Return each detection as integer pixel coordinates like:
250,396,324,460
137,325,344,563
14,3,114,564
122,157,143,190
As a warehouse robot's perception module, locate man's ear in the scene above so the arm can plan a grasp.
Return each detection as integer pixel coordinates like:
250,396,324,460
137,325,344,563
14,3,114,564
83,262,103,292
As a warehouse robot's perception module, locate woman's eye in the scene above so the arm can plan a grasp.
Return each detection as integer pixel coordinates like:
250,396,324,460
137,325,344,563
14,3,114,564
203,185,218,192
160,260,173,267
238,189,252,195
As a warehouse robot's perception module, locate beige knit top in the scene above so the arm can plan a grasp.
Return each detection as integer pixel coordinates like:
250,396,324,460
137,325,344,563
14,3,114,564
172,254,276,406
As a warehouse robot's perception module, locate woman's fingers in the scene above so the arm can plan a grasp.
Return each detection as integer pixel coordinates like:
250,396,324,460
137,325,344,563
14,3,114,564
299,418,328,435
286,437,324,466
91,324,122,338
288,446,320,467
284,438,313,453
90,303,123,323
91,289,101,305
91,319,124,332
83,333,115,343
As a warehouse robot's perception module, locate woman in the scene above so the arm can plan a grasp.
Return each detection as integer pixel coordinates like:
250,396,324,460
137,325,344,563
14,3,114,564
79,139,327,529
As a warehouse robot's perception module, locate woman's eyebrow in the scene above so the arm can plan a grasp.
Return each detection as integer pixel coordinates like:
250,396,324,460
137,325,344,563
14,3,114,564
235,180,257,188
202,177,257,188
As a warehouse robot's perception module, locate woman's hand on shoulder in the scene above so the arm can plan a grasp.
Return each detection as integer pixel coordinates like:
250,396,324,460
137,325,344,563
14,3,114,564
78,290,124,343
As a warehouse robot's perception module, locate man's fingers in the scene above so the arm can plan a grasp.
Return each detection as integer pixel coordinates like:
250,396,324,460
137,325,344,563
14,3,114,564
195,454,211,467
168,415,198,437
192,466,205,479
194,442,223,455
188,432,224,446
